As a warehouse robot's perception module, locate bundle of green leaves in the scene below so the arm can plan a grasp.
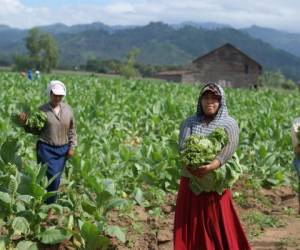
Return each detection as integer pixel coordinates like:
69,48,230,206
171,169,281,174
25,110,47,131
180,128,242,195
180,128,228,168
11,104,47,132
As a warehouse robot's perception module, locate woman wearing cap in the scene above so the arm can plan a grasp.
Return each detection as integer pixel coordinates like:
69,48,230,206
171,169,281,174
291,118,300,214
174,83,250,250
19,80,76,204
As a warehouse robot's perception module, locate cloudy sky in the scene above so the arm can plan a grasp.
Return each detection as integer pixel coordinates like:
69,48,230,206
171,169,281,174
1,0,299,33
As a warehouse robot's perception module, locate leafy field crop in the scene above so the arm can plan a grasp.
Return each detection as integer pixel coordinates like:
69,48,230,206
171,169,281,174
0,72,298,249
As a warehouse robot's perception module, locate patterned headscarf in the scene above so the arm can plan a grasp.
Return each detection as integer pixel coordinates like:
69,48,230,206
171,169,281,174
196,82,228,123
178,82,238,157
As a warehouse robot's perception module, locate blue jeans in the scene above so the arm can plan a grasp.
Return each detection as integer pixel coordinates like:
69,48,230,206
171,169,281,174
293,157,300,204
293,158,300,179
37,141,69,204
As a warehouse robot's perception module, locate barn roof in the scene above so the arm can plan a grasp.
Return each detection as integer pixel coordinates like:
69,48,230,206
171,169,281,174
192,43,262,68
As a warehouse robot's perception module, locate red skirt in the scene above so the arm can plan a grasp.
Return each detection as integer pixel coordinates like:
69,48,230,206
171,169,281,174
174,177,251,250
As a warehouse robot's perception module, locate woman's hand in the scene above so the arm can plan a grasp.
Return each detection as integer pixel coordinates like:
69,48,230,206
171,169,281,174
18,112,28,126
188,159,221,178
294,145,300,157
67,148,74,158
188,164,214,178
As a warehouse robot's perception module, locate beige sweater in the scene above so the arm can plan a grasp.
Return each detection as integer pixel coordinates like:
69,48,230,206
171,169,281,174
26,102,77,148
291,117,300,149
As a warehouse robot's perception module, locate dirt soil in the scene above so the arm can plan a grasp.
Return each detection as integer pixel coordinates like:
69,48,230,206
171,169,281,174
249,187,300,250
106,186,300,250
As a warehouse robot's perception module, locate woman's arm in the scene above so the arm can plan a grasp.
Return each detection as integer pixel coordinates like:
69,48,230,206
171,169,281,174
215,120,239,165
188,120,239,178
294,145,300,157
67,111,77,157
178,117,194,152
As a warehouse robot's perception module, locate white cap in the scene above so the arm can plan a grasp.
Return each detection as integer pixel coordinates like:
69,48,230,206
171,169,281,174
48,80,66,96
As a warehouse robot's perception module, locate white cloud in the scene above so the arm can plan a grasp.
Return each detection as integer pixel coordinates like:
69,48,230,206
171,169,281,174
104,2,135,14
0,0,25,14
0,0,300,33
0,0,48,27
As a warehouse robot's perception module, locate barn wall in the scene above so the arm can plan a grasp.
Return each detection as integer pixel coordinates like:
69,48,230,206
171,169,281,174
191,46,261,87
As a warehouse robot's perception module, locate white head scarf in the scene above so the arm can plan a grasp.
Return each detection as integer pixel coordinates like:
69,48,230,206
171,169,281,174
47,80,67,96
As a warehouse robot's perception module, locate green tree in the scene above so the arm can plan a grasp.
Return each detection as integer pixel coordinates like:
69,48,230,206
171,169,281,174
258,70,296,89
26,28,41,68
120,48,141,79
39,33,59,72
12,55,30,71
21,28,59,72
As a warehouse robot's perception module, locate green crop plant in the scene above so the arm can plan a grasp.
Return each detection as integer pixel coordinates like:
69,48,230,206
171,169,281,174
0,72,299,248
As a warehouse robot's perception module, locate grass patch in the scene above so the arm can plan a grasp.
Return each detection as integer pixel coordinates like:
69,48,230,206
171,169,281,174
242,211,283,238
277,236,298,249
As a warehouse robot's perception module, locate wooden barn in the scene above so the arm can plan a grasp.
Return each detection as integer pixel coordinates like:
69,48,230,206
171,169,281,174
155,43,262,88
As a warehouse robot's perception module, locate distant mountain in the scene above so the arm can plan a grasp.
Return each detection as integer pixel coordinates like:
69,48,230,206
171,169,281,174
1,22,300,80
0,24,11,31
172,21,232,30
242,25,300,58
0,27,26,55
38,22,137,34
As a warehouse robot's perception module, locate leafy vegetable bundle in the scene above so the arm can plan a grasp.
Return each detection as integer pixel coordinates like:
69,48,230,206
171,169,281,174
181,128,228,168
25,110,47,131
11,105,47,132
180,128,242,195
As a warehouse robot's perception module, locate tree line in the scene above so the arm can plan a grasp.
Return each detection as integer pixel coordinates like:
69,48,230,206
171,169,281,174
13,28,58,73
7,27,299,88
83,48,181,79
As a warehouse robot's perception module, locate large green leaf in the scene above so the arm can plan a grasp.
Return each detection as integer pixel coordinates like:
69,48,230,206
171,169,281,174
12,217,30,235
107,226,126,243
0,137,21,167
41,204,64,214
31,183,46,200
82,200,97,215
95,191,112,208
0,191,11,204
36,164,47,184
103,178,115,195
0,238,6,250
134,188,144,205
38,228,71,245
16,241,38,250
104,198,127,214
18,174,33,195
41,191,57,203
17,195,34,204
81,221,110,250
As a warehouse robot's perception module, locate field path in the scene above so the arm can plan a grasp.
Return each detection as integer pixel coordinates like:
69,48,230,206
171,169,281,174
108,189,300,250
251,217,300,250
250,191,300,250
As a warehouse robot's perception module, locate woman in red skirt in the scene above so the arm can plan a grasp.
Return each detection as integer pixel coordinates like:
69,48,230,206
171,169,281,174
174,83,251,250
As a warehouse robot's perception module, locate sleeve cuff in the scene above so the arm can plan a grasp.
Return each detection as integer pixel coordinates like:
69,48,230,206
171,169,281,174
215,156,225,166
